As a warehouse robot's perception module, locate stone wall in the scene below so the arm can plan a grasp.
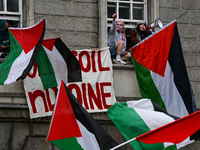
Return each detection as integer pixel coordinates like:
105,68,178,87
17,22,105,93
34,0,98,50
1,0,200,149
0,109,131,149
159,0,200,109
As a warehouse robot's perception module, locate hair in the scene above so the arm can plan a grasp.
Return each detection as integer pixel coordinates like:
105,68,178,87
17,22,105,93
136,24,144,35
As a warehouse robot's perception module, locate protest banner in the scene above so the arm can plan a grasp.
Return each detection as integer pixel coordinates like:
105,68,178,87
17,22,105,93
24,47,116,118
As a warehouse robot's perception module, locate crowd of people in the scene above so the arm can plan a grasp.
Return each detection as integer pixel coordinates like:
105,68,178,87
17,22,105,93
108,13,152,65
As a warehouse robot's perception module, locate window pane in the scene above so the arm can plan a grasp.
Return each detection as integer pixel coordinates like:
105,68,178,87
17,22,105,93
107,2,116,18
132,4,144,20
7,0,19,12
119,3,130,19
9,20,20,27
0,0,4,11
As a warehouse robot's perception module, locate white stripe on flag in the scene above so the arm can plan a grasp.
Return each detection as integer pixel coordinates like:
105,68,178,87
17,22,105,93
150,61,188,118
133,108,175,131
76,120,100,150
4,49,34,84
43,45,68,84
127,99,154,111
137,109,176,149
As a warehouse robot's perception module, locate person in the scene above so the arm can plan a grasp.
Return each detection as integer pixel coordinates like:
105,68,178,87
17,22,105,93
0,20,10,58
127,21,152,51
108,14,131,65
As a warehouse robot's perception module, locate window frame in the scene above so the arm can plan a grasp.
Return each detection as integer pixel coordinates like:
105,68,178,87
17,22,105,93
98,0,159,48
107,0,148,29
0,0,22,27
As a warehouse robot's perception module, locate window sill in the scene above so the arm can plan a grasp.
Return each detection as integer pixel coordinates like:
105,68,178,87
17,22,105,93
112,63,134,70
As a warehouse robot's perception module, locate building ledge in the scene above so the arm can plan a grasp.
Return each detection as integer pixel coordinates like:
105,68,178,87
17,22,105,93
112,63,134,70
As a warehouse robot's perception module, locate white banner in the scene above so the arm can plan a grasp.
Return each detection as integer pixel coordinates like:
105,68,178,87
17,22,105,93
24,47,116,118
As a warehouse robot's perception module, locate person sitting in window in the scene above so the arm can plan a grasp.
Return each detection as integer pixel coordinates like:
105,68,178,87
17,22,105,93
108,13,131,65
127,21,152,51
0,20,10,58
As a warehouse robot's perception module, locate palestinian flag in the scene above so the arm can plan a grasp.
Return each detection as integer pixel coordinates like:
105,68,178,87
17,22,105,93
131,20,196,118
107,99,193,150
47,80,123,150
36,38,82,89
0,18,45,85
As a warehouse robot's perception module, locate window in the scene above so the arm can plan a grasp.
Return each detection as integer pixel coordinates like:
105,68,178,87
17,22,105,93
0,0,22,28
99,0,159,48
107,0,147,29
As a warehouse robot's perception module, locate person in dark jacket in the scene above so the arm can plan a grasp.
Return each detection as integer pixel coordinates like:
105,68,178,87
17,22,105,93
127,21,151,51
0,20,10,58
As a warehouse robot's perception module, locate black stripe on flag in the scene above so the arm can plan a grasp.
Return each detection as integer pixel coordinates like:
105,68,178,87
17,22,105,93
54,38,82,83
168,23,194,114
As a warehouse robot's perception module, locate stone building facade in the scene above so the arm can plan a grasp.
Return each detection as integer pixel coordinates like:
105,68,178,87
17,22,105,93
0,0,200,149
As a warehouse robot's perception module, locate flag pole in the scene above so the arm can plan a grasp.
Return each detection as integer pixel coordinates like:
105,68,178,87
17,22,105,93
43,80,62,150
42,139,47,150
176,11,188,20
42,107,55,150
42,101,57,150
110,137,136,150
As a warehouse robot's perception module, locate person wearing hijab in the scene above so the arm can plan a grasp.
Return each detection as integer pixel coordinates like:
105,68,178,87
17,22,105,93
108,14,131,65
0,20,10,58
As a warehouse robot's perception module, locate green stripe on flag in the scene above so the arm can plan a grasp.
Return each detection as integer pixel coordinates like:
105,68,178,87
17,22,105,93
163,145,177,150
107,103,165,150
0,31,23,84
36,46,57,89
131,53,167,111
50,137,84,150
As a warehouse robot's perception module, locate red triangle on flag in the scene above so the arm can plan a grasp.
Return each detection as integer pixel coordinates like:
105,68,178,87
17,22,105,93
132,21,176,77
9,19,45,54
47,80,82,141
42,38,56,51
